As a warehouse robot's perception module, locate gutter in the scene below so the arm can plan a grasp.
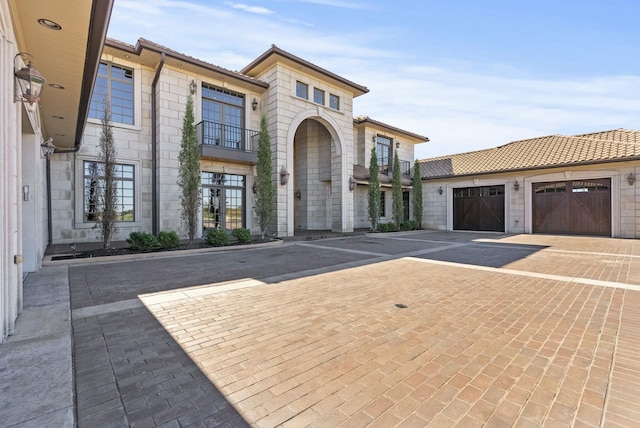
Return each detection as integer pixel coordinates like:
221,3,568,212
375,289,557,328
151,53,166,235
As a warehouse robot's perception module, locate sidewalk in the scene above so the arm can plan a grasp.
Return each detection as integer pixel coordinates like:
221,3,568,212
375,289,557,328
0,265,74,428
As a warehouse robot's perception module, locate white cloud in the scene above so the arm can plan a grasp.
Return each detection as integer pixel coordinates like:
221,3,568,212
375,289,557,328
224,2,274,15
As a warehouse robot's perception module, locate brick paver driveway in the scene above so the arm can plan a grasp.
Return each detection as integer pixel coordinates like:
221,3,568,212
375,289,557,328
70,231,640,427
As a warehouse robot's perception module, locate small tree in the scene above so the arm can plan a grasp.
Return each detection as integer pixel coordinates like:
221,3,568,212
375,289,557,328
367,147,381,231
97,101,117,249
391,151,404,228
254,116,275,239
412,160,423,227
177,95,201,245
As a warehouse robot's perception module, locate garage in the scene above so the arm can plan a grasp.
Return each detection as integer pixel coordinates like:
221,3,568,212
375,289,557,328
453,185,505,232
532,179,611,236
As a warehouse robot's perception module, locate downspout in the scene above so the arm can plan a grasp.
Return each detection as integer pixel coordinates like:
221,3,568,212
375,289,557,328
151,53,166,235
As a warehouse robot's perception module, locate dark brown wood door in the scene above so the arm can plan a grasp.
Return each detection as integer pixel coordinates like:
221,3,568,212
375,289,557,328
453,185,505,232
532,179,611,236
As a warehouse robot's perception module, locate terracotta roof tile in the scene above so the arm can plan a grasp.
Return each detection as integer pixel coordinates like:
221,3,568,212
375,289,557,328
418,129,640,179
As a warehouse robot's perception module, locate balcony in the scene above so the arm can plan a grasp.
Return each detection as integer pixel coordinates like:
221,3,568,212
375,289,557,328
380,160,412,176
196,120,260,165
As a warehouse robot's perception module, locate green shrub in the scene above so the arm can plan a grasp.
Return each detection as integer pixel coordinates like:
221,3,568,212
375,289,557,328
157,231,180,248
386,222,398,232
206,228,229,246
127,231,158,252
231,228,251,244
400,220,419,231
377,223,389,232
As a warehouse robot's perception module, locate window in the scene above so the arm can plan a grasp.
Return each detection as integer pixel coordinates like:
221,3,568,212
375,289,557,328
376,135,392,172
202,84,245,148
89,62,134,125
202,172,246,231
313,88,325,105
83,161,135,222
380,191,386,217
296,81,308,99
329,94,340,110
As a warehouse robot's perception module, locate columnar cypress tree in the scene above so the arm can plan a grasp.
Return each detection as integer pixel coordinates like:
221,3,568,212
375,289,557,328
412,159,423,227
391,151,404,228
177,95,201,245
98,101,117,249
254,116,274,239
368,147,381,231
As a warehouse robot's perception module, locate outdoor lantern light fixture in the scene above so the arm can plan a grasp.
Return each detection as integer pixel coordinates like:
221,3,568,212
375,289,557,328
41,138,56,159
14,53,45,105
438,186,443,195
296,189,302,200
280,165,290,185
189,80,197,95
396,142,400,148
252,98,258,111
514,180,520,191
627,173,636,185
349,175,357,191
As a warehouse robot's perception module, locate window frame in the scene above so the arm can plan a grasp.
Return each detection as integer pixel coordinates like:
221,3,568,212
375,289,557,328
380,191,386,218
313,87,325,105
296,81,309,100
74,156,142,229
376,135,393,171
329,93,340,110
82,160,136,223
89,62,135,125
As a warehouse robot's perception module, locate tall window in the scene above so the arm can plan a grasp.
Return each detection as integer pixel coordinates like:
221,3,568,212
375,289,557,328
83,161,135,222
202,172,246,231
89,62,134,125
313,88,325,105
380,191,386,217
329,94,340,110
296,81,308,99
376,135,392,171
202,85,244,149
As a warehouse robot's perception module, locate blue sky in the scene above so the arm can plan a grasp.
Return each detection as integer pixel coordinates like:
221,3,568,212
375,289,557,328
107,0,640,158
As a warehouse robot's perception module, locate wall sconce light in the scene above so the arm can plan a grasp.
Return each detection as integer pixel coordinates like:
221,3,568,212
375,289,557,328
296,190,302,200
14,53,45,105
396,142,400,149
372,135,377,142
349,175,357,191
41,138,56,159
280,165,290,185
438,186,443,195
514,180,520,191
252,98,258,111
627,173,636,185
189,80,197,95
252,182,257,194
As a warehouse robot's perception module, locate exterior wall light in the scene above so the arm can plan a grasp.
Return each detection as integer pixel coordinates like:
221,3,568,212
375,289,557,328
14,53,45,105
438,186,443,195
280,165,290,185
349,175,357,191
296,190,302,199
396,141,400,148
252,98,258,111
41,138,56,159
514,180,520,191
627,173,635,185
189,80,197,95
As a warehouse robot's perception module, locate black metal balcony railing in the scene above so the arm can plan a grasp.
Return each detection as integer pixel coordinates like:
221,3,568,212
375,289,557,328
196,120,260,152
379,160,412,175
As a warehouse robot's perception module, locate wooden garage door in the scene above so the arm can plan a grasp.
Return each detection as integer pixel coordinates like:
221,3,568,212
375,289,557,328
453,185,505,232
532,179,611,236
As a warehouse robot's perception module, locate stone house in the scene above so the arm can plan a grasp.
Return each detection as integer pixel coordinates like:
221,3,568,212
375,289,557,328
418,130,640,238
50,38,428,244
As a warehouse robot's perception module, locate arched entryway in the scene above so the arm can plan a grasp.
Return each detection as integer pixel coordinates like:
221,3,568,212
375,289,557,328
285,111,351,236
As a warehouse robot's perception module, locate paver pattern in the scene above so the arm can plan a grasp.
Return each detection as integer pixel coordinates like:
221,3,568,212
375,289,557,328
70,231,640,427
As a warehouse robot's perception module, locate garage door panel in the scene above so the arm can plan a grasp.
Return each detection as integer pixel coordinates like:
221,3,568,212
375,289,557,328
453,185,505,232
533,179,611,236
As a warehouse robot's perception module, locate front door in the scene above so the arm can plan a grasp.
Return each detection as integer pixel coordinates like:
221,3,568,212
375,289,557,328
202,172,245,231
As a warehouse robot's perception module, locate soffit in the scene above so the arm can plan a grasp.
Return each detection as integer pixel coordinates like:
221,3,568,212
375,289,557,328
10,0,103,149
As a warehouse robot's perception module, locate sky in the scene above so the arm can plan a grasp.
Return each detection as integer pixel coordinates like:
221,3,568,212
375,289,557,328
106,0,640,159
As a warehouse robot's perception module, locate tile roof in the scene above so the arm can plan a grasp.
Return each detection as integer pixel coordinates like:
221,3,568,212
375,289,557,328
418,129,640,179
